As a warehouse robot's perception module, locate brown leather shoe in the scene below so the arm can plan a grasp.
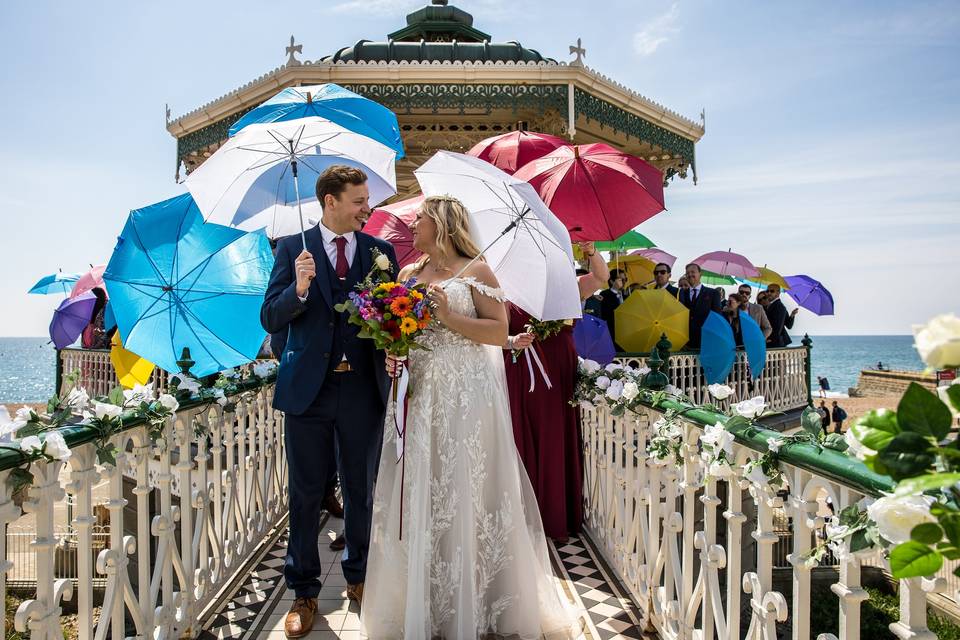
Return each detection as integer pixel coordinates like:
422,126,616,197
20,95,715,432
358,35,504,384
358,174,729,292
323,492,344,519
346,582,364,608
328,532,345,551
284,597,317,638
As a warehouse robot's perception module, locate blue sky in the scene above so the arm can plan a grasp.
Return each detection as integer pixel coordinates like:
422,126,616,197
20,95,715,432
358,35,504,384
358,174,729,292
1,1,957,336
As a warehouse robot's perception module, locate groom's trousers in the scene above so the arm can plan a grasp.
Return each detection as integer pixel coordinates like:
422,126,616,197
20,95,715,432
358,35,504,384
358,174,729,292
284,370,384,596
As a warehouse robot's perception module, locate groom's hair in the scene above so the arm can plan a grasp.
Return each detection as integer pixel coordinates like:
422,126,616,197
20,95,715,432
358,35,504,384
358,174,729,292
315,165,368,207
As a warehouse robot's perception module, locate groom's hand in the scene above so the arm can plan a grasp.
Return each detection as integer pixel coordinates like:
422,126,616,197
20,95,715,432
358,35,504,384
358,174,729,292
295,250,315,298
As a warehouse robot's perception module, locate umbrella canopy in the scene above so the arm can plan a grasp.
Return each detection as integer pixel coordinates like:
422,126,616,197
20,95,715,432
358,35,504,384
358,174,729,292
103,302,117,332
737,266,790,291
186,116,397,240
414,151,581,321
228,83,405,158
594,230,655,252
608,254,656,287
700,270,737,286
103,193,274,377
467,130,567,175
364,196,424,268
700,311,736,384
739,311,767,380
28,271,81,295
110,332,154,389
49,291,97,349
513,143,665,242
614,288,689,353
630,247,676,269
692,250,760,279
784,275,834,316
70,265,107,299
573,314,616,365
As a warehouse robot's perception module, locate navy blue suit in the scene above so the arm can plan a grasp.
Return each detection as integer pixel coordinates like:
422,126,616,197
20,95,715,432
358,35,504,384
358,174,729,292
261,225,398,595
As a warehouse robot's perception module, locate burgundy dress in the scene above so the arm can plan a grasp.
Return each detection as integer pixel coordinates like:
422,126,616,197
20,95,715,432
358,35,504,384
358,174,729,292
503,303,583,539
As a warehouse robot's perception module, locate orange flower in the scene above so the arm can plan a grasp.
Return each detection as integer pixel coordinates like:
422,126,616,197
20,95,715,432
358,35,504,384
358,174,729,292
399,317,419,335
418,310,432,328
390,297,413,316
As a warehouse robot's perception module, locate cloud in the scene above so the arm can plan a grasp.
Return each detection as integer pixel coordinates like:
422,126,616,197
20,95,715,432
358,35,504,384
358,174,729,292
632,3,680,57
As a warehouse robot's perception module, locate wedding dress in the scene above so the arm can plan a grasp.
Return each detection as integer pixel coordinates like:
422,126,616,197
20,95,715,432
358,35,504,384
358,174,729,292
361,276,577,639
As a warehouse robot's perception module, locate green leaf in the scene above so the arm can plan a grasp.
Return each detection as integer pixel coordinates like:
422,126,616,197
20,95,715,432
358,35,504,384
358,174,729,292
940,513,960,546
895,473,960,496
849,529,872,553
890,540,943,578
801,406,823,438
947,385,960,414
108,386,125,406
823,433,849,452
96,446,117,467
937,543,960,560
911,522,945,545
876,432,936,481
851,409,901,451
898,382,952,440
6,467,34,492
954,565,960,579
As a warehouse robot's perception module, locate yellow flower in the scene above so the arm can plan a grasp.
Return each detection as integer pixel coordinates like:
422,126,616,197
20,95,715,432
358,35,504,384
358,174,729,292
410,290,424,301
399,316,419,335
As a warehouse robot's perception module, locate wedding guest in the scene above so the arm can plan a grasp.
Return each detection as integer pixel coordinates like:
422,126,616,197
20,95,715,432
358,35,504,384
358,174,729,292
765,284,798,347
652,263,679,297
724,293,745,347
737,284,772,340
599,269,626,350
81,287,112,349
679,264,722,350
678,275,690,292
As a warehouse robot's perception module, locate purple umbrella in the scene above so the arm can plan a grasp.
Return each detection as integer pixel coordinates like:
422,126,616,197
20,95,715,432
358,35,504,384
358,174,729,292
574,314,617,365
49,291,97,349
784,275,834,316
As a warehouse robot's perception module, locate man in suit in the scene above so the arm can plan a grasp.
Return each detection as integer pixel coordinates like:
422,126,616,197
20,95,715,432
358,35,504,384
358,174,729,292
679,263,723,350
652,263,679,297
737,283,772,340
764,284,798,348
599,269,626,350
261,166,398,638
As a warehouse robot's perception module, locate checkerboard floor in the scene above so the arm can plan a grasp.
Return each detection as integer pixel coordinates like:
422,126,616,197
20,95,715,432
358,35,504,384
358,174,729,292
199,520,650,639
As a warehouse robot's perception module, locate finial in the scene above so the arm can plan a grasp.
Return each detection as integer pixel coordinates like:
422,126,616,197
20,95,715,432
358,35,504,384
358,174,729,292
176,347,195,376
432,0,448,5
165,103,171,125
569,37,586,66
286,35,303,66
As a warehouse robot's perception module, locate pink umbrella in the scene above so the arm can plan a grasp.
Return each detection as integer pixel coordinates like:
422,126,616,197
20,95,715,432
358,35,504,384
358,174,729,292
692,250,760,279
631,247,676,269
70,264,107,299
364,196,424,268
513,143,665,242
467,131,567,175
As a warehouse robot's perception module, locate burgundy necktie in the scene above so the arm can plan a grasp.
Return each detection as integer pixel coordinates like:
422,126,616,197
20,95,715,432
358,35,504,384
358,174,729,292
334,236,348,279
691,288,698,304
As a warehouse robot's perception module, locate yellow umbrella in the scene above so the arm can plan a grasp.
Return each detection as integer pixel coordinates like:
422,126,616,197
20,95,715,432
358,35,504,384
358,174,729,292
752,266,790,290
614,289,690,352
110,332,155,389
608,254,656,288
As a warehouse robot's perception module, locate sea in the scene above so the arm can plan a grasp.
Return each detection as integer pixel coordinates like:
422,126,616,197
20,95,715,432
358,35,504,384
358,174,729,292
0,335,926,403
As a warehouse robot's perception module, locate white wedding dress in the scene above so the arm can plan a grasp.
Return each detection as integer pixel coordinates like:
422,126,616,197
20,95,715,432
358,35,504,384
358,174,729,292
360,277,577,639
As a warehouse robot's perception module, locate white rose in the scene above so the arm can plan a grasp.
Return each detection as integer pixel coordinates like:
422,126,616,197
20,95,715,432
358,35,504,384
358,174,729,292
844,428,877,461
766,437,786,453
733,396,766,418
708,384,734,400
375,253,391,271
43,431,72,461
595,376,611,390
220,368,240,380
636,366,651,377
579,359,601,375
605,363,624,373
176,376,202,395
253,361,276,378
621,382,640,401
93,402,123,421
665,384,681,396
708,460,732,477
743,463,770,486
66,387,90,412
157,394,179,412
123,383,155,407
867,495,936,545
664,421,683,439
19,435,43,455
913,314,960,370
15,406,34,423
701,423,735,456
212,388,228,406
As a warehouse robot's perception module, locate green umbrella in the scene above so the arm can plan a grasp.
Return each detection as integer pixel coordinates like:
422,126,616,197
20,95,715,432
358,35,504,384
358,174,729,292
594,230,654,252
700,270,737,286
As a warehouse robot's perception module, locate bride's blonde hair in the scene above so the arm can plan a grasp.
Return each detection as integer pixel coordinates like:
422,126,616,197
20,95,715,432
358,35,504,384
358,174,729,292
413,195,483,272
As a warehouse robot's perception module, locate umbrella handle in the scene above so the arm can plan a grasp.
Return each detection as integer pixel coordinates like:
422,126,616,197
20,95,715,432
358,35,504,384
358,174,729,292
291,163,307,251
444,208,530,288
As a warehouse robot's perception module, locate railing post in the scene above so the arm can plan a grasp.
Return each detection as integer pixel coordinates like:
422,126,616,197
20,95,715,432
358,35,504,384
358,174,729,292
801,334,813,407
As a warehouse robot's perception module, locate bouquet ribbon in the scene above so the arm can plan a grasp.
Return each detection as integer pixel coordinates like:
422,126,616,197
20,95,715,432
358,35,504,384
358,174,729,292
524,343,553,392
391,358,411,539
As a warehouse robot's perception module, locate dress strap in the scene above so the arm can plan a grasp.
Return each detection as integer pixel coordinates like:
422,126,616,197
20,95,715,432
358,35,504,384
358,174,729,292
457,276,507,302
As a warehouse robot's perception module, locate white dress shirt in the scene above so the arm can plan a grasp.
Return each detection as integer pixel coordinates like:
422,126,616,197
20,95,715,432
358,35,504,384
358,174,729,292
297,222,357,302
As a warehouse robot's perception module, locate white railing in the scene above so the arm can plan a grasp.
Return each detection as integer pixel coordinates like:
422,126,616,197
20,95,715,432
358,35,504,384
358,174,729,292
0,382,286,639
580,398,945,640
59,348,171,397
615,346,810,413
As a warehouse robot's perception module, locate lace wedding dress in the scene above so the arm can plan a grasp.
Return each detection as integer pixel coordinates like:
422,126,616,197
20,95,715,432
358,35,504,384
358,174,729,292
360,277,577,639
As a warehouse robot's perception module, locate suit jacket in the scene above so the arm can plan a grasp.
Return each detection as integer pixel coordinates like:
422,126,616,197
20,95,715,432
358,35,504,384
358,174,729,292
679,285,722,349
655,284,680,298
743,302,772,340
766,298,793,347
599,288,624,350
260,226,399,415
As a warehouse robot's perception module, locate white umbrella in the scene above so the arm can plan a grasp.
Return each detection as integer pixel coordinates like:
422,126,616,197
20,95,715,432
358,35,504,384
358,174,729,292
414,151,581,321
186,116,397,245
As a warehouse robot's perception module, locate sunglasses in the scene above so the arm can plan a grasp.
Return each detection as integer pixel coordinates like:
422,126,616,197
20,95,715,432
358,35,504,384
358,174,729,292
654,270,668,275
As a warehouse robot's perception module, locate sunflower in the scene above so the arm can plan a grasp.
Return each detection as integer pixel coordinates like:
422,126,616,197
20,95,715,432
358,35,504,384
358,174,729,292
390,296,413,316
399,316,419,335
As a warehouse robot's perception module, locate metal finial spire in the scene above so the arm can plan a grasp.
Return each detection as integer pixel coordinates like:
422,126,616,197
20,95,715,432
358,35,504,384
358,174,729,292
569,37,586,66
286,35,303,66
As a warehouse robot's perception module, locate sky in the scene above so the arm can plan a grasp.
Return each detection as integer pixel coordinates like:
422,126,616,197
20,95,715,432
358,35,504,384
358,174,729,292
0,1,957,336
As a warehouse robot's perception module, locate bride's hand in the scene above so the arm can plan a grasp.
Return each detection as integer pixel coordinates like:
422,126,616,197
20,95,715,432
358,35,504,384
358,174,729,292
427,284,449,322
510,333,535,350
385,355,403,378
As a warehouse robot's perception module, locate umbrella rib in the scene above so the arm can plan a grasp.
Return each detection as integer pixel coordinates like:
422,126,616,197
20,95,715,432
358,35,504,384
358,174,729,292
176,298,254,364
128,216,171,287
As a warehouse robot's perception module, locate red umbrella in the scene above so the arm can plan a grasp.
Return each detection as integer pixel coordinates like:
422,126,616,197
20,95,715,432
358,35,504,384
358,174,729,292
467,130,567,175
70,264,107,299
364,196,424,268
513,143,665,242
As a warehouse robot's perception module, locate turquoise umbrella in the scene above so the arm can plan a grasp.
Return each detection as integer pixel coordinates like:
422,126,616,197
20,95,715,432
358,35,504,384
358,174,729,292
103,194,273,377
700,311,736,384
29,270,81,295
739,311,767,380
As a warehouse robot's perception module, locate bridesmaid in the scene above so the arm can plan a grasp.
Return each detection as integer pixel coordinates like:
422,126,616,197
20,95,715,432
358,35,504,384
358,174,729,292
503,241,608,541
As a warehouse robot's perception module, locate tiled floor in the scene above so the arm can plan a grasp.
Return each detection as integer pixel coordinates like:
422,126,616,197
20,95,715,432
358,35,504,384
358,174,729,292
198,516,651,640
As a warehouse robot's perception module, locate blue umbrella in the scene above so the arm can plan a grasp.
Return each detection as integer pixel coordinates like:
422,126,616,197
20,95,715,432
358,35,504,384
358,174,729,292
228,83,405,158
29,271,82,295
700,311,736,384
49,291,97,349
739,311,767,380
103,301,117,333
573,314,617,365
103,193,274,377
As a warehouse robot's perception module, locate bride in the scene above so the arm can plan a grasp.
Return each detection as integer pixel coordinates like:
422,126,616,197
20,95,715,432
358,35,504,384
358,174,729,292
360,195,576,639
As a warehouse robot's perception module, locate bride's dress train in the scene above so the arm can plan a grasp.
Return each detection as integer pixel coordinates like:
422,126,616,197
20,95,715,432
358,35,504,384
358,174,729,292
361,277,576,639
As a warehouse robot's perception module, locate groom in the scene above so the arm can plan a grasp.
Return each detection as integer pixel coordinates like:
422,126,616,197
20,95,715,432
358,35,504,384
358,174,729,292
261,165,397,638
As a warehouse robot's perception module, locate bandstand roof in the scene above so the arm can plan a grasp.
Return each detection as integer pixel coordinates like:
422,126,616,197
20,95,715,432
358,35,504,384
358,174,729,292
166,0,705,195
